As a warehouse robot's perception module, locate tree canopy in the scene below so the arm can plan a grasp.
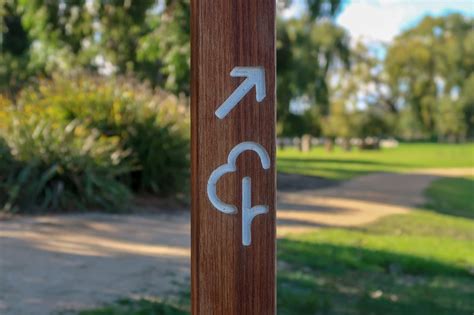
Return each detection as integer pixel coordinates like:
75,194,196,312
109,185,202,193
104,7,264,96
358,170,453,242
386,13,474,139
1,1,472,142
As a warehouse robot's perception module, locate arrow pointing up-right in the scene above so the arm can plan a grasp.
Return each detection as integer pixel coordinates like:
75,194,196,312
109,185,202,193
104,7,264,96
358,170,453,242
215,67,266,119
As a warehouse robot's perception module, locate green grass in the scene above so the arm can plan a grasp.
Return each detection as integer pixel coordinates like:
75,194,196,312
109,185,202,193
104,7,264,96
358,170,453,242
78,175,474,315
277,176,474,315
277,215,474,314
425,177,474,219
77,298,188,315
277,143,474,180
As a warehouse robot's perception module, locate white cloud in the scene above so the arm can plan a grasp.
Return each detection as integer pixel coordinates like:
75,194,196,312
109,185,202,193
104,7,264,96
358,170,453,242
336,0,474,43
337,1,412,43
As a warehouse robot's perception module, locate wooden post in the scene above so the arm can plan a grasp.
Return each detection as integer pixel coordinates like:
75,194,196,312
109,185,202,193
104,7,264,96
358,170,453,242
191,0,276,314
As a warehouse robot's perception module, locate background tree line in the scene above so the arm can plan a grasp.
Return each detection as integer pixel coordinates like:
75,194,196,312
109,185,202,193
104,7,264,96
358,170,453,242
2,0,473,142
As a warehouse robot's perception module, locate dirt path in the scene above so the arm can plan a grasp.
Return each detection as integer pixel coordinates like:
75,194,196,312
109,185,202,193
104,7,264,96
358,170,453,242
0,212,190,315
277,168,473,234
0,168,472,315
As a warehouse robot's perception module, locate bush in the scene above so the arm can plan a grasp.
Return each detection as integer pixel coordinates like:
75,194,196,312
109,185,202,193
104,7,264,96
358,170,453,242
16,74,190,195
0,74,189,212
0,115,132,212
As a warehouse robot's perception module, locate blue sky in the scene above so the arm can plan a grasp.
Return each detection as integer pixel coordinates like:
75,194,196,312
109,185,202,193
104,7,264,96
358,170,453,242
283,0,474,43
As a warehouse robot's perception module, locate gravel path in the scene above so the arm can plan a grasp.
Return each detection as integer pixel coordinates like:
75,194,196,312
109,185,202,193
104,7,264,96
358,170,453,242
0,168,472,315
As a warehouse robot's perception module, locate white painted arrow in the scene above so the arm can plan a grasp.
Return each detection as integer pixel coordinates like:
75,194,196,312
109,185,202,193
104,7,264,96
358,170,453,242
215,67,266,119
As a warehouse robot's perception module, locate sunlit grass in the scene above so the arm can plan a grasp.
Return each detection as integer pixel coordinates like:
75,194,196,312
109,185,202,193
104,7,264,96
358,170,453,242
277,143,474,180
78,298,188,315
425,177,474,219
277,176,474,314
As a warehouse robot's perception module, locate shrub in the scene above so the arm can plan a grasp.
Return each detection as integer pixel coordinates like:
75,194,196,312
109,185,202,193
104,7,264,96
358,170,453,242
0,74,189,212
16,74,190,195
0,114,132,212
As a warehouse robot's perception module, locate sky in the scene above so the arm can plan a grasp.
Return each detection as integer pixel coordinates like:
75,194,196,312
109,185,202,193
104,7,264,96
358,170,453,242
283,0,474,43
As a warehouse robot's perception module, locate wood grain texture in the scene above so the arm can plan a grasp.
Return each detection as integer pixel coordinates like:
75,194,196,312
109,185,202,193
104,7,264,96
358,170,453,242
191,0,276,314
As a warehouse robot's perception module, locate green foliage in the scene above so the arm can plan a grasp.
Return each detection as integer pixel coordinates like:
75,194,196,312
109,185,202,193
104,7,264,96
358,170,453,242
0,116,132,212
325,42,396,141
386,14,474,139
353,109,391,140
321,100,355,140
435,97,468,141
15,74,190,196
280,13,473,140
0,74,189,212
95,0,156,73
460,74,474,137
3,1,473,141
137,0,190,94
396,107,429,140
277,14,350,136
278,143,474,180
6,0,349,136
124,116,189,195
18,0,154,72
0,0,36,97
277,110,322,137
9,0,190,95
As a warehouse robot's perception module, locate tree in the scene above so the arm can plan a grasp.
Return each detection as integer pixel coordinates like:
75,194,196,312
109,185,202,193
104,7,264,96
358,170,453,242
1,0,33,97
344,42,397,114
386,14,474,139
460,74,474,137
137,0,190,95
19,0,155,72
277,15,350,136
435,97,467,142
323,41,394,147
4,0,350,104
322,100,354,150
6,0,191,95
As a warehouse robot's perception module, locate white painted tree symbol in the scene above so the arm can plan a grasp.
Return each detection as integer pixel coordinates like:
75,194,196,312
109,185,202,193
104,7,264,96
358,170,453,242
207,142,270,246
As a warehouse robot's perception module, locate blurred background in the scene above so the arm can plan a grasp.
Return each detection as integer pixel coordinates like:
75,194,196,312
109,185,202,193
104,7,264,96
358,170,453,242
0,0,473,314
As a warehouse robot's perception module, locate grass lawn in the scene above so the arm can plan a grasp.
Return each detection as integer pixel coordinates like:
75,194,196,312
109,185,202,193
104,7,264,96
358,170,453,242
78,176,474,315
278,213,474,314
277,176,474,315
277,143,474,180
425,177,474,219
77,298,188,315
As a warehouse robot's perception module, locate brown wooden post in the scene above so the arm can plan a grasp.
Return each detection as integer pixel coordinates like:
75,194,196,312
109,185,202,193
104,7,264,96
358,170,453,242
191,0,276,314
